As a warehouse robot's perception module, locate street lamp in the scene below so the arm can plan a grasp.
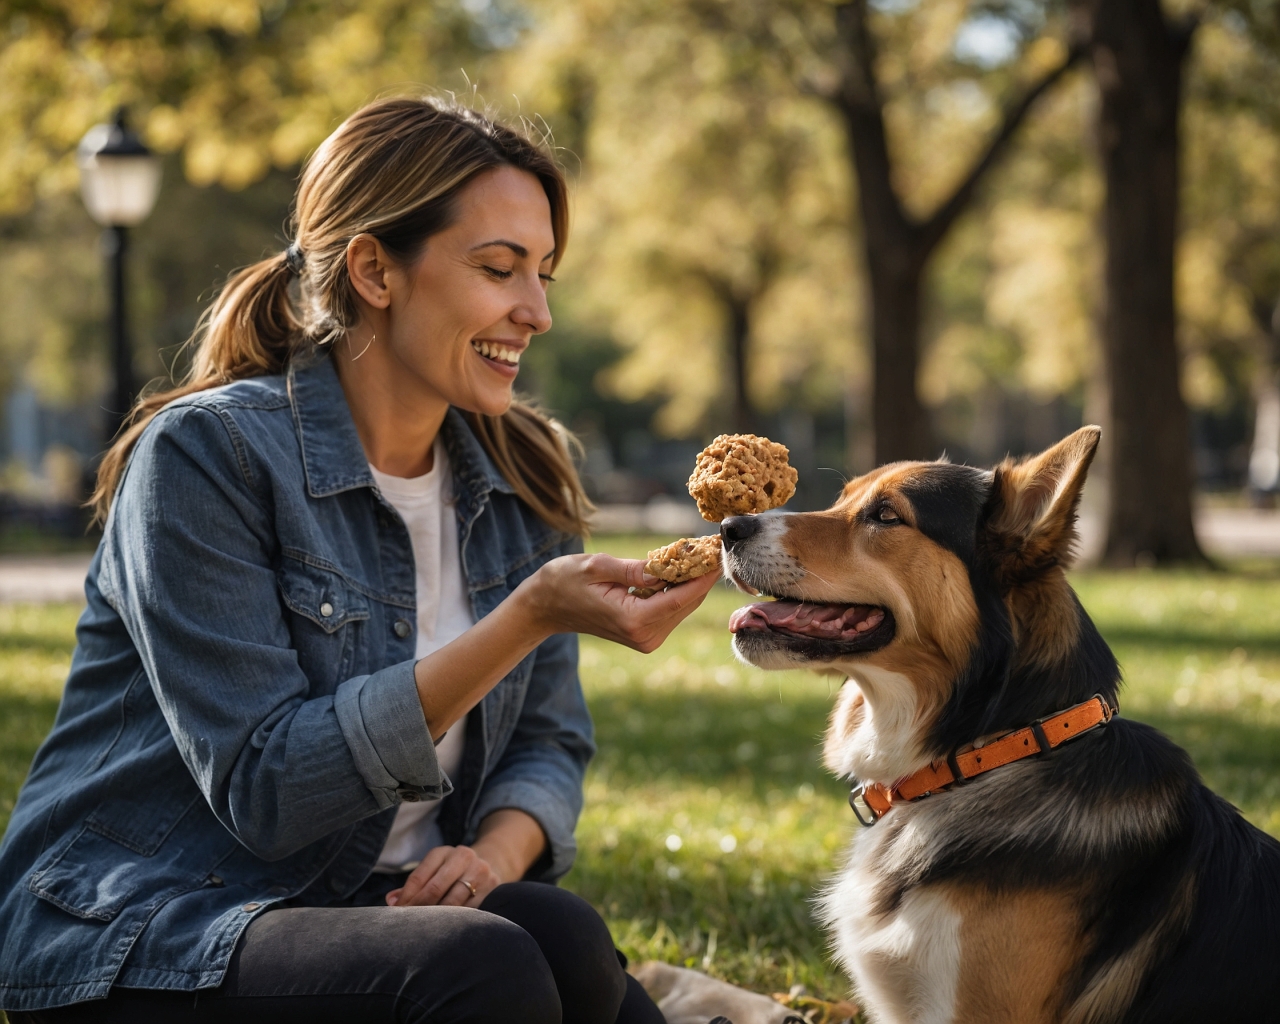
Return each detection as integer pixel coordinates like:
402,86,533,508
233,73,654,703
77,108,162,443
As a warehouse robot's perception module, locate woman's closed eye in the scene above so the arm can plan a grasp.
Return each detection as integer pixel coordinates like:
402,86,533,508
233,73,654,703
482,266,513,280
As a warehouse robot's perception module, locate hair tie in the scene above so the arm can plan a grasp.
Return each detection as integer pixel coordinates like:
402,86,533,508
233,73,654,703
284,242,306,276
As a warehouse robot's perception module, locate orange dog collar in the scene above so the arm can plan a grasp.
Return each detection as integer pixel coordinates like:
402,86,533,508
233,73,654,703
849,695,1116,826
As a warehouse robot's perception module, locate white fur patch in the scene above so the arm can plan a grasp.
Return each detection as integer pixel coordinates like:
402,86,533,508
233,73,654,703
821,840,962,1024
827,667,930,784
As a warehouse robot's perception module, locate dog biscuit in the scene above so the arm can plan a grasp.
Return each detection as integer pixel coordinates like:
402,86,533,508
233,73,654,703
687,433,798,522
631,535,722,597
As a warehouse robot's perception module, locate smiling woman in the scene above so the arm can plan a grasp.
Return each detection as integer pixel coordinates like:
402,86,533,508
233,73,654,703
0,97,719,1024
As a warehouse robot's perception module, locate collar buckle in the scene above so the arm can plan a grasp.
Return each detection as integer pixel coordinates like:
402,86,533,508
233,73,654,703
848,783,882,828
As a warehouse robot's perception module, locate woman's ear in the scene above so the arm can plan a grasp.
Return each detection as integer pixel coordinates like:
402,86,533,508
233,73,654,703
347,234,393,310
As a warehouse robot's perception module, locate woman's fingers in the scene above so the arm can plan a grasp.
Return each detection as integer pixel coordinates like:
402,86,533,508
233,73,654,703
386,846,500,908
441,854,499,907
391,845,467,907
575,553,663,594
617,569,720,651
522,551,721,653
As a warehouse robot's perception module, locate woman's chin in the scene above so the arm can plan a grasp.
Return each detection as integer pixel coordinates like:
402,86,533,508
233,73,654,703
455,387,516,419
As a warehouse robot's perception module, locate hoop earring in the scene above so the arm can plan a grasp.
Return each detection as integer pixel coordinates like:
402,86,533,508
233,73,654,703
348,331,375,361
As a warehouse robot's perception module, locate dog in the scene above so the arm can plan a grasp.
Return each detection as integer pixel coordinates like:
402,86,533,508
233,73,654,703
720,426,1280,1024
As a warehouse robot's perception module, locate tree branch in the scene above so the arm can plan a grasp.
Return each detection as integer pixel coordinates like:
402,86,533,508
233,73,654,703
918,44,1086,256
830,0,916,252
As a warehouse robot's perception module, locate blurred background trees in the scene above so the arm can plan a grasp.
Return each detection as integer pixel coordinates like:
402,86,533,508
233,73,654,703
2,0,1279,562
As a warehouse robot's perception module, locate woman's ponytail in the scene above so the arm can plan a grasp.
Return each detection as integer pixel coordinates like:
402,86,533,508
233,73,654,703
89,252,299,525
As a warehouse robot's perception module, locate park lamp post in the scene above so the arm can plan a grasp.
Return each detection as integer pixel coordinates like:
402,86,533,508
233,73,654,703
77,108,162,444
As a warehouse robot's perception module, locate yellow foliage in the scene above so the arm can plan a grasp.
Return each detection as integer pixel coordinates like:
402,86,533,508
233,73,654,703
986,203,1097,399
0,0,479,200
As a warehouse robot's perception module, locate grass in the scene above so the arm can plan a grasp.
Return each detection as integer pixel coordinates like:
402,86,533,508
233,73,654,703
1,549,1278,1013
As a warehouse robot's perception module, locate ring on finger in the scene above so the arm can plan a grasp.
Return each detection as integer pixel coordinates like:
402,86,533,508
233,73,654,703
461,879,478,897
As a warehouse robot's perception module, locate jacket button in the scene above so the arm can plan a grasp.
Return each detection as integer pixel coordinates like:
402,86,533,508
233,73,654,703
242,902,261,912
394,619,412,639
320,602,334,617
208,874,224,887
396,785,424,802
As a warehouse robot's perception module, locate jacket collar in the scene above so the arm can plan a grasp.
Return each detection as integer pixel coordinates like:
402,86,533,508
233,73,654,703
287,353,515,502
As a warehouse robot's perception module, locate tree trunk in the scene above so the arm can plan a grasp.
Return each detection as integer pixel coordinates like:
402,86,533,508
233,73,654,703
726,294,755,434
865,251,930,462
1084,0,1205,565
829,0,1082,466
1247,298,1280,503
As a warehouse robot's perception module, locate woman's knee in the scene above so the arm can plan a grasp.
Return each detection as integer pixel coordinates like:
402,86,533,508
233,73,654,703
455,912,561,1024
480,883,626,1024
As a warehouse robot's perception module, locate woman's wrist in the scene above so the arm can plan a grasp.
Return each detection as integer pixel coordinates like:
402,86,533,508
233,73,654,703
507,567,554,642
471,808,547,883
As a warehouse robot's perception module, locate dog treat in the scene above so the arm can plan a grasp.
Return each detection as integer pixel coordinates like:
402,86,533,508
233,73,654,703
646,534,722,583
687,433,798,522
631,535,723,598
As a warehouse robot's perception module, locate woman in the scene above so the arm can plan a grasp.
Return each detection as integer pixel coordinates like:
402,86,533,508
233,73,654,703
0,97,719,1022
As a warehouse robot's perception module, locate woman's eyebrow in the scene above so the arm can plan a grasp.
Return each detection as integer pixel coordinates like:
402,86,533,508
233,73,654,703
469,239,557,262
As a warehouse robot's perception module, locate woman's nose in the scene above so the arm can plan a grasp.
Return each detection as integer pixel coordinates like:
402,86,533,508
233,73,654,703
515,283,553,335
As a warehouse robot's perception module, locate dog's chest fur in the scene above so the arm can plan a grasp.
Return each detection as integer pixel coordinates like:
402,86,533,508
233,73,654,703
820,809,963,1024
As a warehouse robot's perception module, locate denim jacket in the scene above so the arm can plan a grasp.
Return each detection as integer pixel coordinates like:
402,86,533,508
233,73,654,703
0,355,594,1012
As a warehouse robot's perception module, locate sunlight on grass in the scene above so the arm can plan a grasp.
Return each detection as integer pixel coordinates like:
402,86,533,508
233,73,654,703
1,554,1278,1009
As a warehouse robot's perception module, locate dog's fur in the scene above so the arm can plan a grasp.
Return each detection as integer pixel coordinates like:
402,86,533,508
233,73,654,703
722,427,1280,1024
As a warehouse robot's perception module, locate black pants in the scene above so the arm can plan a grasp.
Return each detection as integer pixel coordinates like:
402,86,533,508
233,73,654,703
12,882,663,1024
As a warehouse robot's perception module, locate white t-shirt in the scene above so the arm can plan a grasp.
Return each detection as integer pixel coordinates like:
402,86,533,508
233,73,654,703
371,438,476,872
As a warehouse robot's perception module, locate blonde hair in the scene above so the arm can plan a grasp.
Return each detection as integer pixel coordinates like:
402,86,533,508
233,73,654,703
92,96,592,535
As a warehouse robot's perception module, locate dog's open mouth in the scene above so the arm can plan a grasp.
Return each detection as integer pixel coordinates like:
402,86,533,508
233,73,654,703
729,599,896,659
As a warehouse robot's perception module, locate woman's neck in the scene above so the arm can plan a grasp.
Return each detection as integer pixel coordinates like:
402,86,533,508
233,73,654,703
332,328,449,478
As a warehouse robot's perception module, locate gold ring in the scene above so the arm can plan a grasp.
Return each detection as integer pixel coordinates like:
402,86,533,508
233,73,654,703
462,879,477,897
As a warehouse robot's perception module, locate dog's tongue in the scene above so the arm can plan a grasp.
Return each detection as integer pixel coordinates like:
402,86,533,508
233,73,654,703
729,600,885,640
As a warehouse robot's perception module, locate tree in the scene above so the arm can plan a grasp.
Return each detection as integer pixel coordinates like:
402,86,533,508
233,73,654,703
806,0,1083,463
507,0,858,439
1069,0,1205,564
1180,10,1280,502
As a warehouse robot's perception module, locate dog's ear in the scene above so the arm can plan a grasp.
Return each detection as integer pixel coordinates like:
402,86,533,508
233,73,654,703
983,426,1100,585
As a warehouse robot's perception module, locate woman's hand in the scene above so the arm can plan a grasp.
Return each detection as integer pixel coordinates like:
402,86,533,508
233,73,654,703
386,844,499,908
516,553,721,654
385,809,547,908
415,552,719,740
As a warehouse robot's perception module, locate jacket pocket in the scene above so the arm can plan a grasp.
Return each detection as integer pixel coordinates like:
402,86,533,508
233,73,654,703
278,556,372,691
277,556,371,634
28,826,144,921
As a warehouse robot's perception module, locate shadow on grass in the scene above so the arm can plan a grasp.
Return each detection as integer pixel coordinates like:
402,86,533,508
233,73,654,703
1099,627,1280,653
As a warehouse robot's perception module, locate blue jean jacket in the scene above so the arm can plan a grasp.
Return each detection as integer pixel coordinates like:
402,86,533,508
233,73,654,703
0,355,594,1012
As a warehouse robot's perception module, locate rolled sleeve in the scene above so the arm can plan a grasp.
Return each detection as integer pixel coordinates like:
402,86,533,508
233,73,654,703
335,661,448,809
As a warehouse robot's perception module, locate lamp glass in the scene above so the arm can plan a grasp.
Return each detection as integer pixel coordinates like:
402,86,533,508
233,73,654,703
78,154,162,227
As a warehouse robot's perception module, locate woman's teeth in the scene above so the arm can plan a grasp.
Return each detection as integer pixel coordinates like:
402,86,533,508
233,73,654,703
471,341,521,365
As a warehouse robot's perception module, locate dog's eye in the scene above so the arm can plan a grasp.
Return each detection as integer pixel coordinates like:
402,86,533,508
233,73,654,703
877,506,901,524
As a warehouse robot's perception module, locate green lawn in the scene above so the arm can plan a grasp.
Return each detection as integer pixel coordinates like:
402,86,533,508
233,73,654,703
1,550,1278,1013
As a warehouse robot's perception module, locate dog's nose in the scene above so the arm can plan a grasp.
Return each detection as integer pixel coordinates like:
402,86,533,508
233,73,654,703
720,515,760,550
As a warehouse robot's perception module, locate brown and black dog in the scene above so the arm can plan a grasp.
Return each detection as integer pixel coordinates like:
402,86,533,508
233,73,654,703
721,427,1280,1024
